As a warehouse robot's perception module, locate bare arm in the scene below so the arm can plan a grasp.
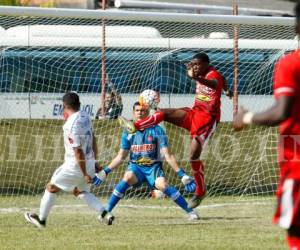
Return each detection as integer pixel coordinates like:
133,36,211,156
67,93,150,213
161,147,181,173
92,133,98,160
222,76,233,98
196,76,217,89
233,96,294,130
74,147,91,183
252,96,294,126
187,63,217,89
107,149,129,171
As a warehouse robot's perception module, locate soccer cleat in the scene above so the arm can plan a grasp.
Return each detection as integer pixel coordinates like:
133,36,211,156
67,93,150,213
118,117,136,134
24,212,46,229
187,210,200,221
188,195,204,209
99,210,115,226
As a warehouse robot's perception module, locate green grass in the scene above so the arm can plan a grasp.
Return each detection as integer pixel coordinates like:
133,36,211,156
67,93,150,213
0,196,286,250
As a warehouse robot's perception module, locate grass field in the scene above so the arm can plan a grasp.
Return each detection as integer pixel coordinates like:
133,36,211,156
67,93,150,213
0,120,284,249
0,195,286,250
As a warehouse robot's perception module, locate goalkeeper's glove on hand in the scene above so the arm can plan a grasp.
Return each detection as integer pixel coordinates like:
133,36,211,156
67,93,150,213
176,168,196,193
92,167,112,186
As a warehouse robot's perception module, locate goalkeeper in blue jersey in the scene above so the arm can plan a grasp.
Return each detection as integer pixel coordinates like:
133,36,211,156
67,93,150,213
93,101,199,224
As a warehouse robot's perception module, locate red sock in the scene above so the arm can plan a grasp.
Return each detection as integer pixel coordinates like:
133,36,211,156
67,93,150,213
287,235,300,250
134,111,164,130
191,160,205,197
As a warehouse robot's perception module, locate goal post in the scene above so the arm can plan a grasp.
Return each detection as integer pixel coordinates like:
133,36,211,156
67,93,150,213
0,6,297,203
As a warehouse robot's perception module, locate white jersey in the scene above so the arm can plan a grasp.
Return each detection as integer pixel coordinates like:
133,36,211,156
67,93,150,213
63,110,94,166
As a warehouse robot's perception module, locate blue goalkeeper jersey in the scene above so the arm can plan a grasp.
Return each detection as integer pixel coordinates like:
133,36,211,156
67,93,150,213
120,125,168,166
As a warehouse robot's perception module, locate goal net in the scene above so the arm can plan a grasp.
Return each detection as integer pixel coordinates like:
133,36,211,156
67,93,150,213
0,7,296,206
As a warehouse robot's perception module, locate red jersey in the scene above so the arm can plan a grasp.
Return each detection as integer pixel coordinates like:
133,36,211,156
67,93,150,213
274,49,300,178
193,66,224,120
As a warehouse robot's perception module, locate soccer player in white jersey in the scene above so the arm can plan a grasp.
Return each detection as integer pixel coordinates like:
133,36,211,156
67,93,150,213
24,92,114,228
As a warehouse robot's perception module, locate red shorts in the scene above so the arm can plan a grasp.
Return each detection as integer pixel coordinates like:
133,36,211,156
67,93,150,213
179,107,217,145
273,177,300,229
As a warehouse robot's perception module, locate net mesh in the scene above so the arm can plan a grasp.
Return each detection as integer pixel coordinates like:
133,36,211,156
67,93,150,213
0,11,296,203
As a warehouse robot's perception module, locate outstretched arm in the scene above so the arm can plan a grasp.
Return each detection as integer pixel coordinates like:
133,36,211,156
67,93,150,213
92,149,129,186
233,95,294,130
107,149,129,171
160,147,180,173
161,147,196,192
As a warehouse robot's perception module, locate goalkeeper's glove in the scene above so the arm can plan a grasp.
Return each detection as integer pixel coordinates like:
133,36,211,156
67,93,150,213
92,166,112,186
176,168,196,193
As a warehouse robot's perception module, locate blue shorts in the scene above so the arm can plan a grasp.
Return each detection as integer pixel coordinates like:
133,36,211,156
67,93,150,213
127,162,165,189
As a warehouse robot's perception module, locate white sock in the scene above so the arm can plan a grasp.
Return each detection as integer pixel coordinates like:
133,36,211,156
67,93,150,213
78,192,104,214
39,190,56,221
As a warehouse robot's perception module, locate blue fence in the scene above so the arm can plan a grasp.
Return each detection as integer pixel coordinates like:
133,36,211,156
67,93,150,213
0,47,279,94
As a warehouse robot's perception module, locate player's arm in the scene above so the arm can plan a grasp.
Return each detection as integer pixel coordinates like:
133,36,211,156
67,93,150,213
160,147,180,172
107,149,129,171
222,76,233,98
93,130,130,186
92,149,129,186
233,96,294,130
92,133,98,159
196,76,218,89
161,147,196,192
187,63,217,89
74,147,91,183
234,57,295,130
157,128,195,192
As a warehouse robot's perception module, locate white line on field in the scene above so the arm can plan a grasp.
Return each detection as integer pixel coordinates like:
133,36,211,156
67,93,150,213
0,201,273,214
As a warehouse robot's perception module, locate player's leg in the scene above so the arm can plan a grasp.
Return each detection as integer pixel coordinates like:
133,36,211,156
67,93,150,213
119,108,188,132
106,165,142,213
155,177,198,220
287,226,300,250
74,159,105,215
24,183,60,228
273,177,300,249
74,187,105,214
188,138,206,209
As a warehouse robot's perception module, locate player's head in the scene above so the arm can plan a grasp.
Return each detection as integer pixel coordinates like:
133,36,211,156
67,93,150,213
63,92,80,112
132,101,149,121
187,52,210,76
193,52,210,64
295,1,300,34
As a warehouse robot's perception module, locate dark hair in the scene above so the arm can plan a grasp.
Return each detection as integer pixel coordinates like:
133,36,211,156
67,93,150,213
193,52,210,64
63,92,80,111
133,101,141,110
295,1,300,23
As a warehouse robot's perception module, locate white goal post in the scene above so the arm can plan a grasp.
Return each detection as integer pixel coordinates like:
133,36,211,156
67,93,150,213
0,6,296,202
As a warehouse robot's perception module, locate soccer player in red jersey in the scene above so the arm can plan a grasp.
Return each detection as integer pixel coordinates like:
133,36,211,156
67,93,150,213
233,3,300,249
120,52,232,208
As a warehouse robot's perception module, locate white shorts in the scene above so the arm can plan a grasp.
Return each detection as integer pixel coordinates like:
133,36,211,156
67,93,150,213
50,159,95,192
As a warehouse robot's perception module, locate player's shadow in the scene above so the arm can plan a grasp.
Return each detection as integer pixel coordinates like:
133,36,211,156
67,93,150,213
200,216,255,221
151,216,255,226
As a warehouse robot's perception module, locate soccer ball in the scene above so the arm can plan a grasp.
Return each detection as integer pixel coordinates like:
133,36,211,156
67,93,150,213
139,89,160,109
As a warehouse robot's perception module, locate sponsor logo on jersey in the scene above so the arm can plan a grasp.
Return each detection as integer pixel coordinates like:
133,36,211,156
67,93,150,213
135,156,154,165
196,94,211,102
131,144,156,153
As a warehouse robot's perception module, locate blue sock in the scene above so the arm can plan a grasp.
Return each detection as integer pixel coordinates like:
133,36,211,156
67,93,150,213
164,186,193,213
107,180,130,212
